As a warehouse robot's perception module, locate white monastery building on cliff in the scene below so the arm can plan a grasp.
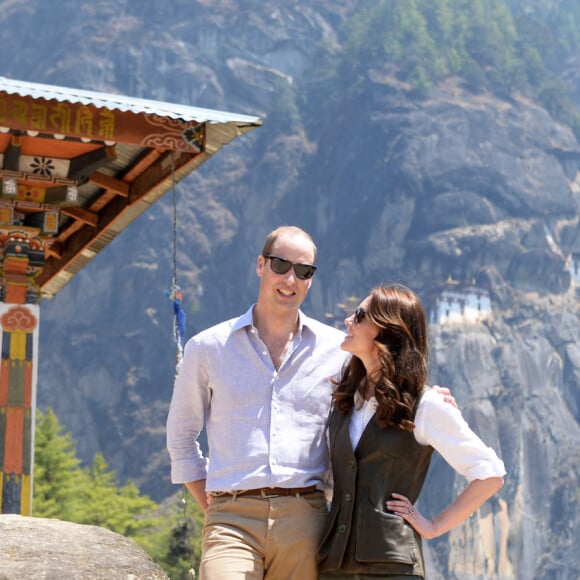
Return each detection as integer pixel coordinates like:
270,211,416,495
429,281,492,325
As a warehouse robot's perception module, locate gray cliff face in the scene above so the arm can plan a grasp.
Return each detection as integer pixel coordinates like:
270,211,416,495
291,69,580,579
1,1,579,578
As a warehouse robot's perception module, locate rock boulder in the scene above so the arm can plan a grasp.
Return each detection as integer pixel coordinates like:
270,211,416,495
0,515,167,580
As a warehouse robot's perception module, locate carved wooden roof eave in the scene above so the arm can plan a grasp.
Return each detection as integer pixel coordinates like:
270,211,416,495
37,122,259,298
37,148,208,298
0,77,262,302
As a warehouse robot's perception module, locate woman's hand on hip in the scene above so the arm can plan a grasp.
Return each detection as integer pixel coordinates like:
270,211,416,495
386,492,437,539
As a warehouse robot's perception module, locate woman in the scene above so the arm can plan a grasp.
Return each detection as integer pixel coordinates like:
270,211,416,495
317,284,505,579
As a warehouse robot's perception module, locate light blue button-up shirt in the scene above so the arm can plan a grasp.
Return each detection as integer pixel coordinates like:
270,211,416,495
166,306,349,491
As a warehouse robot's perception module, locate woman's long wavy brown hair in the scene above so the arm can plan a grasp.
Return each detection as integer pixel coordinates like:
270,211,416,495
332,284,429,431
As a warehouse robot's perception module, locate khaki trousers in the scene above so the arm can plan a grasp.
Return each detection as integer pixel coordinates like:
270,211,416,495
199,491,328,580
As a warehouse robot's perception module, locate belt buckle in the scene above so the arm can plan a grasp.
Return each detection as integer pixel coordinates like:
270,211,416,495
260,488,280,499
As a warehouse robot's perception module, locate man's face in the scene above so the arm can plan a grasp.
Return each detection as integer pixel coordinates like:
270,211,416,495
256,233,316,312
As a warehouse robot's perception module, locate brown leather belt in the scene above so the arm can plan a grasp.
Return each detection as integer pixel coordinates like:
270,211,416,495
217,485,318,498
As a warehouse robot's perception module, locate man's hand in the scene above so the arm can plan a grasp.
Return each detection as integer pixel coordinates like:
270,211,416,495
433,385,457,408
185,479,209,513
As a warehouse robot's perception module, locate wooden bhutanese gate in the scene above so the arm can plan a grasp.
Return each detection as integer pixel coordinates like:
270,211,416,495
0,77,261,514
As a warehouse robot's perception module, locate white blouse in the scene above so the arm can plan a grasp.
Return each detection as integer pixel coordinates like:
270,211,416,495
349,387,506,482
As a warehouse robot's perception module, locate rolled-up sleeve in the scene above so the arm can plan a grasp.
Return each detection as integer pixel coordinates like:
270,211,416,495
166,336,210,483
414,388,506,482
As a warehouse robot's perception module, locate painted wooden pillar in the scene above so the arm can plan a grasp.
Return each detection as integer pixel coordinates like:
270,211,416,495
0,303,39,515
0,303,40,515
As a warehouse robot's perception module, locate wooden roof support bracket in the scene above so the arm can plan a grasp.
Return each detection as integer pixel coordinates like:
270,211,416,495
89,172,130,197
45,241,63,259
60,206,99,227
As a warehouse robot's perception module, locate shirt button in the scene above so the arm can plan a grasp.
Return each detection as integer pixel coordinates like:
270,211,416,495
349,459,356,468
344,494,352,502
338,524,346,534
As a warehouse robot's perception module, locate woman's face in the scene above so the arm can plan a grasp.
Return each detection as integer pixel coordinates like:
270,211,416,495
341,295,380,364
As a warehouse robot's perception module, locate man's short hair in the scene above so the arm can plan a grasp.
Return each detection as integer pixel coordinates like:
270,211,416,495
261,226,317,263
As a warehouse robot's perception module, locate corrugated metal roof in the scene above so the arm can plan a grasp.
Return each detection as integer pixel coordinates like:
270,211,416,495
0,76,262,126
0,76,263,298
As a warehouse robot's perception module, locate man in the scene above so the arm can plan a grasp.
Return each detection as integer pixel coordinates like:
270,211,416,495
167,225,453,578
167,225,348,579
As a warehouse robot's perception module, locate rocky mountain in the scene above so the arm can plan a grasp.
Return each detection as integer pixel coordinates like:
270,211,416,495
1,1,579,578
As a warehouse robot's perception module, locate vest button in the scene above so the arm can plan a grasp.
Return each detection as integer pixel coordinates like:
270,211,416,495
344,493,352,502
338,524,346,534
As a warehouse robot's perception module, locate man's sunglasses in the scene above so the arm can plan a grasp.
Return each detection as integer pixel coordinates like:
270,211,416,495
353,307,367,325
262,254,317,280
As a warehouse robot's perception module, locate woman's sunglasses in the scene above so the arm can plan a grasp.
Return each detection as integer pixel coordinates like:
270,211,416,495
263,254,317,280
353,307,367,325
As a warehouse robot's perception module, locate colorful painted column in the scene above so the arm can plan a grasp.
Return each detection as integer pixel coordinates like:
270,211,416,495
0,303,39,514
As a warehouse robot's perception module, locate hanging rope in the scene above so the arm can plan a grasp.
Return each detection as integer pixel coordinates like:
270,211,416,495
168,154,195,577
169,154,186,366
180,485,197,578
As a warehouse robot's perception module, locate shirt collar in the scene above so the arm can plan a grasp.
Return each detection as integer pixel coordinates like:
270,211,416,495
231,305,255,332
231,305,313,337
354,390,378,410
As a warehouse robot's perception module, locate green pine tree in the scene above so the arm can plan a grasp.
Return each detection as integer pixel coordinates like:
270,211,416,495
33,409,159,539
33,407,83,520
75,452,158,537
